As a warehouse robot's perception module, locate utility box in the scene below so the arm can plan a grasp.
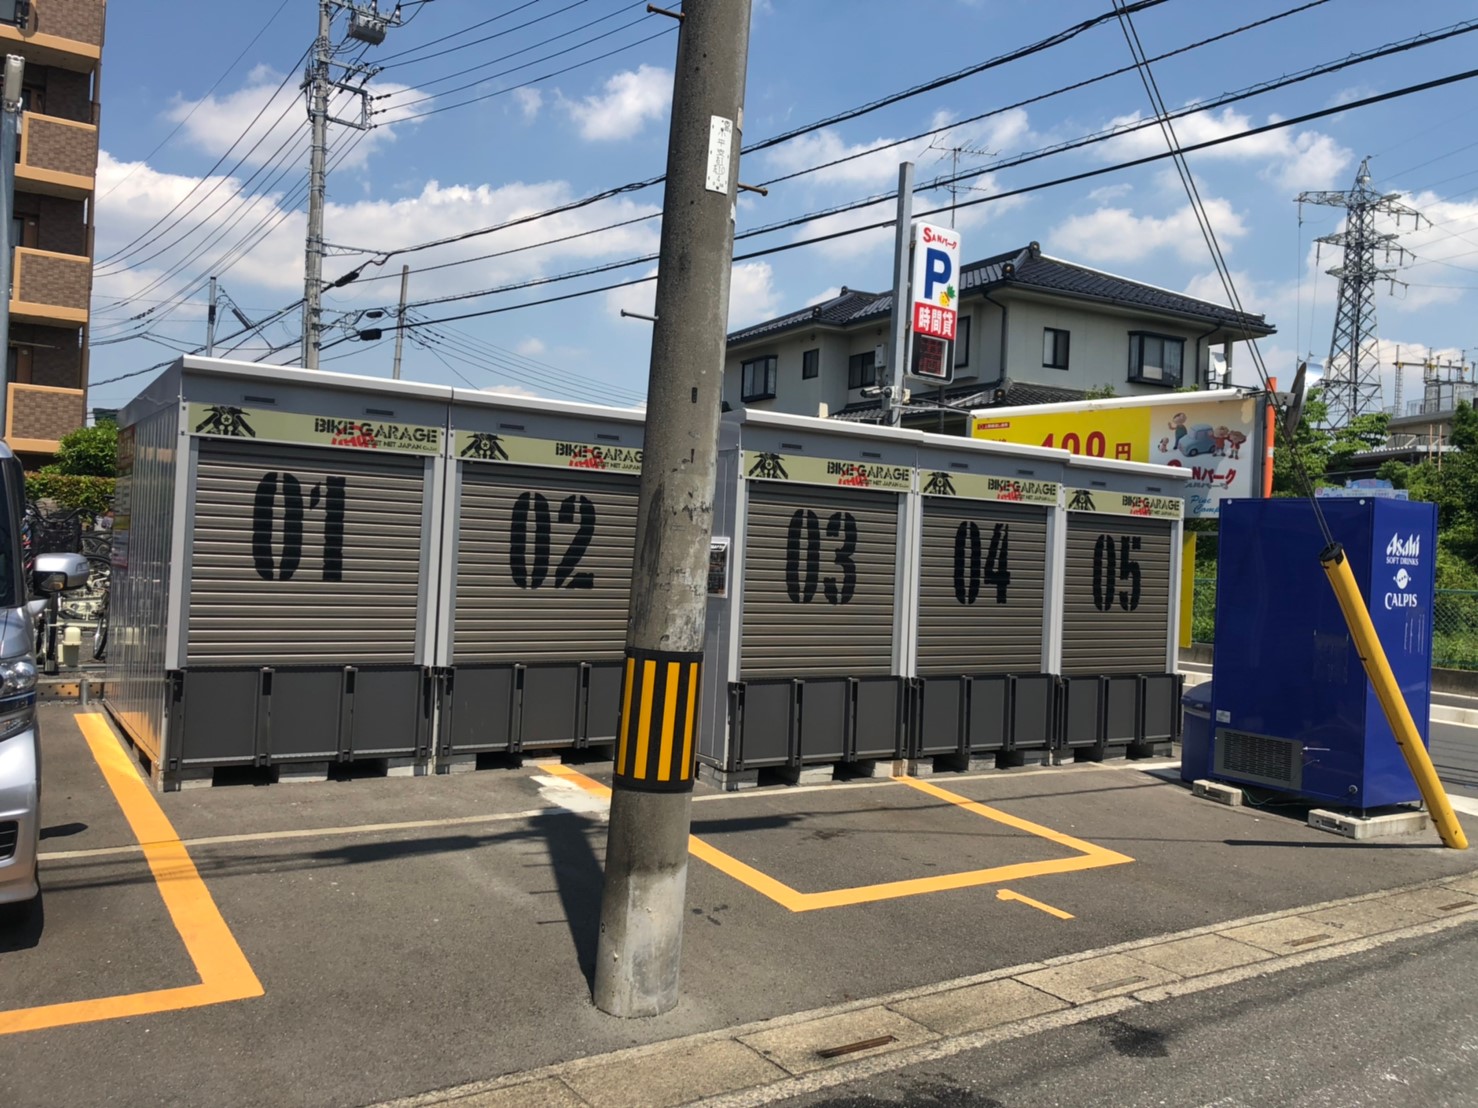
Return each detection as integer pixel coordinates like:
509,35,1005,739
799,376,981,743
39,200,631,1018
1211,497,1437,809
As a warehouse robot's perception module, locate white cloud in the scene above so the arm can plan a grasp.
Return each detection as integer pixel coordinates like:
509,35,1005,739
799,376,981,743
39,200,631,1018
1182,269,1268,310
786,195,895,261
1097,106,1352,190
513,87,543,120
90,152,664,316
562,65,671,141
1049,198,1247,265
1087,183,1133,203
806,286,842,306
727,262,780,328
759,108,1031,191
515,337,547,356
164,66,428,171
600,262,778,328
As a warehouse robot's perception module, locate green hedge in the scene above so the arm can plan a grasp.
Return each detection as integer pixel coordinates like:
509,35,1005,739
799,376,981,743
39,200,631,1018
24,473,116,513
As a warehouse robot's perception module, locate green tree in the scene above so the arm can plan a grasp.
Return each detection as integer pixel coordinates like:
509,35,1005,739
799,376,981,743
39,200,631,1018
42,421,117,478
1450,399,1478,451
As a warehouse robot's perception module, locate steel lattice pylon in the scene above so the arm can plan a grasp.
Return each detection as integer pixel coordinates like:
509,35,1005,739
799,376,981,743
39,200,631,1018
1297,157,1424,428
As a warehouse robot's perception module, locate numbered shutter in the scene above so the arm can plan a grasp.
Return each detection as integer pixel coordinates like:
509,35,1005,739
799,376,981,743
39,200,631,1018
917,501,1047,675
1061,514,1173,674
188,442,426,665
454,466,639,663
740,484,898,679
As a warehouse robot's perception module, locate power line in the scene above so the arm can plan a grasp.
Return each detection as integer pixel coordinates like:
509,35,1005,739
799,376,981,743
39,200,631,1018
384,67,1478,334
95,49,310,267
377,0,606,72
377,26,1478,319
99,0,299,202
380,3,655,110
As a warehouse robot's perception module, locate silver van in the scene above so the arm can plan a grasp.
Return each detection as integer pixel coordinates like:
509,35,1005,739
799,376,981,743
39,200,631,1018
0,442,87,907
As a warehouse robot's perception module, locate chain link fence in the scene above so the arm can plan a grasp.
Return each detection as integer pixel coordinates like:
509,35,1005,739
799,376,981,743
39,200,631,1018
1192,578,1478,670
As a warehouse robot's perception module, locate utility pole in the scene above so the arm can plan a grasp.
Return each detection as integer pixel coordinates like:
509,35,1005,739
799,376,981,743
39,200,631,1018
302,0,397,371
593,0,752,1018
882,162,914,428
0,55,22,436
1297,157,1424,427
392,264,408,380
206,276,218,356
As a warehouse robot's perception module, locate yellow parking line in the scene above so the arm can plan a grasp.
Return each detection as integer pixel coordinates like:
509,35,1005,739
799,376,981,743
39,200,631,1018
0,714,263,1036
997,888,1075,920
543,764,1133,914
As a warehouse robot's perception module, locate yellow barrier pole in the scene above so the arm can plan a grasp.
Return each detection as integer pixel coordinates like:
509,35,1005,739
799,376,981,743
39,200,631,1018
1320,543,1468,849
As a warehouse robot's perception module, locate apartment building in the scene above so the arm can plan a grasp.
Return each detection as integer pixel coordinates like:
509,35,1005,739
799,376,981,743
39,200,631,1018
1,0,104,463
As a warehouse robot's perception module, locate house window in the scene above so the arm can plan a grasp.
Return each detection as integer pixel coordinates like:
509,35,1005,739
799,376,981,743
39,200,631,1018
1128,332,1184,386
802,348,819,379
848,351,877,390
741,355,777,402
954,316,971,369
1043,327,1070,370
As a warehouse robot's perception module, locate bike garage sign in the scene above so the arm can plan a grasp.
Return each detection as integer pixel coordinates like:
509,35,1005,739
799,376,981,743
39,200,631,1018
1065,488,1182,519
454,430,642,473
187,403,441,454
919,469,1058,504
743,450,913,491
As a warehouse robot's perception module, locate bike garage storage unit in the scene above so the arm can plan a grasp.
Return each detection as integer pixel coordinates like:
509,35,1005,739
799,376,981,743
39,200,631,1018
107,358,450,787
912,436,1071,764
1056,455,1188,755
108,361,1190,790
437,393,645,763
700,413,915,776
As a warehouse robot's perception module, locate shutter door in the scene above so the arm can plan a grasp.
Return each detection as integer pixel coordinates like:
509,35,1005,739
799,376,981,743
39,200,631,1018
1061,515,1173,674
189,442,426,665
454,466,639,663
741,484,898,679
917,500,1047,675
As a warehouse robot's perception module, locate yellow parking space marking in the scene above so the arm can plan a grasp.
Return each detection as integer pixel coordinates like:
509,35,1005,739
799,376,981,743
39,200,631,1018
997,888,1075,920
543,765,1132,913
0,714,263,1036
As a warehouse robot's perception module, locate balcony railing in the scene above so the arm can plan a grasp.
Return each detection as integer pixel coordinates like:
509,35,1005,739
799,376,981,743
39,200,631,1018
17,112,97,199
0,0,105,70
11,247,89,327
5,383,84,454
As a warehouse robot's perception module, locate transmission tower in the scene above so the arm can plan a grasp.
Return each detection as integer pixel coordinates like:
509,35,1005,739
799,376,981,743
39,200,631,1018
1297,156,1425,427
302,1,402,370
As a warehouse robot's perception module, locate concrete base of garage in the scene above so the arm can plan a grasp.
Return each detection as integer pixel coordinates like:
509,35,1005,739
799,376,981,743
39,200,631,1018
697,763,761,790
1194,778,1245,805
6,704,1476,1108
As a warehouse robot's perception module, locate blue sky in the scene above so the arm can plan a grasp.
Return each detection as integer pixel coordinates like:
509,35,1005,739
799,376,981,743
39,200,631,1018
88,0,1478,413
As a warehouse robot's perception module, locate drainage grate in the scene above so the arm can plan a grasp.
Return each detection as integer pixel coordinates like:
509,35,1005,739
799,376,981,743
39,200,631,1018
1215,729,1302,790
0,820,16,861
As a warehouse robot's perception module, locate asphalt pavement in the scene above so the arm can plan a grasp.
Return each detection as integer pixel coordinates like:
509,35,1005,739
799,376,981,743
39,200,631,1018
2,703,1477,1108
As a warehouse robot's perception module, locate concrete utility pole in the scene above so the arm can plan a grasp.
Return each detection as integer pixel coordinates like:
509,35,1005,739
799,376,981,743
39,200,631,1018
392,264,409,380
302,0,396,371
206,276,218,356
303,0,332,370
882,161,915,427
0,55,23,435
593,0,752,1018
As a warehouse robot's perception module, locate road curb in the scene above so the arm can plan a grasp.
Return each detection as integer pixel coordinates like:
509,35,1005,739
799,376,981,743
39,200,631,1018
372,870,1478,1108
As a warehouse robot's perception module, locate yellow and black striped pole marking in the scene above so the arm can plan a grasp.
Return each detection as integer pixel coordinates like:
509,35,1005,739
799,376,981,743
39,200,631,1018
613,648,703,792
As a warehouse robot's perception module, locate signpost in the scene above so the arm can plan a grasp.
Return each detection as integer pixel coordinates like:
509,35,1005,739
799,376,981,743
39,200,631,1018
907,221,960,385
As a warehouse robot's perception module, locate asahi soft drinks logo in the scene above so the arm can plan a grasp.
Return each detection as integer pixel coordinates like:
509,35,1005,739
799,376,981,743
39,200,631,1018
1386,533,1421,565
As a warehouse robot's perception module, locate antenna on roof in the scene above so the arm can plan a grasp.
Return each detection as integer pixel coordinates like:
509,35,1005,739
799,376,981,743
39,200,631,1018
926,137,995,229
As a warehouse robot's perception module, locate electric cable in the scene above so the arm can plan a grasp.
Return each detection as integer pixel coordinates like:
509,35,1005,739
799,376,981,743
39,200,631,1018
380,68,1478,337
95,50,310,267
99,0,299,201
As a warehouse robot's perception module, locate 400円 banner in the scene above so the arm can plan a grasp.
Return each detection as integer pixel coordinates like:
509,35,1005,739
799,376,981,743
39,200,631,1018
188,403,442,454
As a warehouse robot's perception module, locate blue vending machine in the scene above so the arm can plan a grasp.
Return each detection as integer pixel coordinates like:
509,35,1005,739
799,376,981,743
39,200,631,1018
1211,497,1437,809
